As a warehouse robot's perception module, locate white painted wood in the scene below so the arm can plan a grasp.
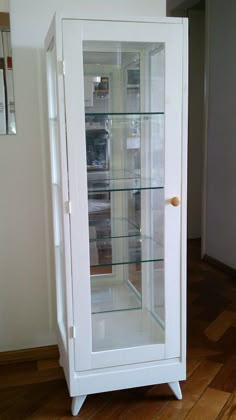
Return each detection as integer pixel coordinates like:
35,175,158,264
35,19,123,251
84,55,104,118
180,17,188,363
62,20,92,372
45,15,78,383
59,14,183,25
56,326,71,387
162,21,182,360
71,395,86,416
168,381,182,399
46,38,68,349
45,13,187,408
73,359,185,396
62,18,184,370
53,15,77,386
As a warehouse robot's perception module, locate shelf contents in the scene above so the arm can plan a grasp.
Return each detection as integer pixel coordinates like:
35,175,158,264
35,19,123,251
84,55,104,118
86,128,109,170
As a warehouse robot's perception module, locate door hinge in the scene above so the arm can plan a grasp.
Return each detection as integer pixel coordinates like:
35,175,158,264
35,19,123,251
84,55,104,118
65,201,72,214
58,60,65,75
71,325,76,339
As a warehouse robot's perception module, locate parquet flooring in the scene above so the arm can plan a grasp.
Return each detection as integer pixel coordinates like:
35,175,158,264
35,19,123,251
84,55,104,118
0,239,236,419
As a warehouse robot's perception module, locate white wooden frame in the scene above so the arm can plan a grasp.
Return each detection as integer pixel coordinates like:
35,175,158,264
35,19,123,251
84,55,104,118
62,18,185,371
45,14,188,415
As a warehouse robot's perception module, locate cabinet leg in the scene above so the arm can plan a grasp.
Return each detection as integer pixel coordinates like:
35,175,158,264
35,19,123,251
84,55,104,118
168,381,182,400
58,356,63,367
71,395,87,416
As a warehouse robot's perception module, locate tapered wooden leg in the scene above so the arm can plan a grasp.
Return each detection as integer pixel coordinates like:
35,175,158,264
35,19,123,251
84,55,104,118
168,381,182,399
71,395,87,416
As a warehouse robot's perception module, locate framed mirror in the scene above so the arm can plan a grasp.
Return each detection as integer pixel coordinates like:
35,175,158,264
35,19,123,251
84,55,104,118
0,9,16,134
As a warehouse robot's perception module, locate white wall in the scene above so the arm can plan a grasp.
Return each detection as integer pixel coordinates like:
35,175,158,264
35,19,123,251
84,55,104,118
0,0,166,351
205,0,236,268
0,0,9,12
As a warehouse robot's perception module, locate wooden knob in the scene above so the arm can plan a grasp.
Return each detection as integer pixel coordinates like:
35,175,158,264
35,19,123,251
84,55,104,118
170,196,180,207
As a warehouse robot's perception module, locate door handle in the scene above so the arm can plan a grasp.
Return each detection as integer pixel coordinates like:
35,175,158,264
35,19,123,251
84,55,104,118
170,196,180,207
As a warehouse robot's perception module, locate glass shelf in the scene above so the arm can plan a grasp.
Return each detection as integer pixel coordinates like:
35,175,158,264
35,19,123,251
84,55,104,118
89,235,163,267
85,113,164,143
91,283,141,314
85,112,164,116
89,217,141,240
88,170,163,192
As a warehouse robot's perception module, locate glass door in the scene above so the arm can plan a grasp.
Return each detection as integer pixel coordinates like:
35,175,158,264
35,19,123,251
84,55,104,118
62,19,184,371
46,41,67,348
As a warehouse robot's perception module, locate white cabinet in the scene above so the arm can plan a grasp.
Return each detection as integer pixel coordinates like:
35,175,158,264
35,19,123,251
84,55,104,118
45,14,188,416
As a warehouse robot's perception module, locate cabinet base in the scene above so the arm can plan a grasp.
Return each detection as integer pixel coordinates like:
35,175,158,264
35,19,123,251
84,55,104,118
71,382,182,415
72,395,87,416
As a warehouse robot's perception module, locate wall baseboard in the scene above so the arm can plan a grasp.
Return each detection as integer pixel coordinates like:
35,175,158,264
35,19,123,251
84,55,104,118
203,254,236,278
0,345,59,365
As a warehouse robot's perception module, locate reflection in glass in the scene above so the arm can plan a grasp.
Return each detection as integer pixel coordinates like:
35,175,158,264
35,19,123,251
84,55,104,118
0,12,16,134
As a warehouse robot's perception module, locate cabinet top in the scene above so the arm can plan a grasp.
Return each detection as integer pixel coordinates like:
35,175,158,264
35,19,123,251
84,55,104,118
56,13,187,25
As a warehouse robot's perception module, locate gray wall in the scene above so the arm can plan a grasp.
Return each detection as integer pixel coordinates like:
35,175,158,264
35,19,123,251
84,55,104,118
168,5,205,239
188,9,205,238
205,0,236,268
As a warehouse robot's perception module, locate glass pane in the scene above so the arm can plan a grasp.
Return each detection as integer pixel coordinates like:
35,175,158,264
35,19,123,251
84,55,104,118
46,44,66,345
91,265,142,314
83,41,165,352
50,120,60,184
55,244,66,338
52,184,62,247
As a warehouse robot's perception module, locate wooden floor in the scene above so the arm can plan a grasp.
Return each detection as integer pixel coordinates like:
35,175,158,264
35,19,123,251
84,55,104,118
1,240,236,419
